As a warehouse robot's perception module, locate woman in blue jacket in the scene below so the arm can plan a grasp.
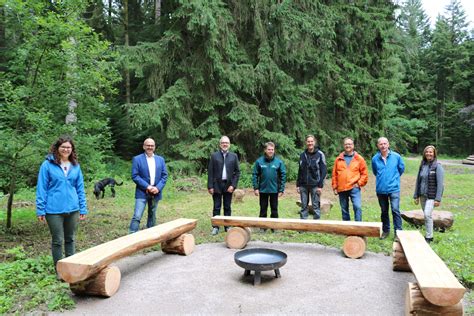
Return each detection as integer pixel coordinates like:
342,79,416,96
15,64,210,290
36,136,88,269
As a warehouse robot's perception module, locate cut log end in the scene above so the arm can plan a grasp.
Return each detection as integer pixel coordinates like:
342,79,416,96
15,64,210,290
342,236,366,259
225,227,251,249
70,266,121,297
406,282,463,315
161,233,195,255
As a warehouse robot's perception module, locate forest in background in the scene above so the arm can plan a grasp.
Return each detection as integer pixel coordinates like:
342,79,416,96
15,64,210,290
1,0,473,207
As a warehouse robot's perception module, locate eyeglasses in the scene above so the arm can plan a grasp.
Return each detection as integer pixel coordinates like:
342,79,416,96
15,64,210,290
59,146,72,150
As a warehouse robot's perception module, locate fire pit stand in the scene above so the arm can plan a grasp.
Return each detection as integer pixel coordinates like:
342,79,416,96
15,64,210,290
234,248,287,286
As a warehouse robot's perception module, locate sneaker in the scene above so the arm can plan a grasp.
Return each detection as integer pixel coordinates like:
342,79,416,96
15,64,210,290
260,228,267,233
224,226,230,232
380,231,389,240
425,237,433,243
211,227,219,235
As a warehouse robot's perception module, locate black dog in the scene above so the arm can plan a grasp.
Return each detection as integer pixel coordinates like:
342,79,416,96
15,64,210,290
93,178,123,199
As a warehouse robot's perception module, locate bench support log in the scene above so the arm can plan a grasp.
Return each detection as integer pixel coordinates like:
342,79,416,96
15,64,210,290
405,282,463,315
70,266,121,297
161,233,195,255
342,236,366,259
397,231,465,306
225,227,251,249
393,241,411,272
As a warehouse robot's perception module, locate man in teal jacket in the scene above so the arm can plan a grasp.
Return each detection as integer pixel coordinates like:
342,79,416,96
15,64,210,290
252,142,287,221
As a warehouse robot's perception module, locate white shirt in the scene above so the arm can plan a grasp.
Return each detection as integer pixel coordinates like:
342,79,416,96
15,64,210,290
146,155,156,185
222,151,227,180
60,161,71,176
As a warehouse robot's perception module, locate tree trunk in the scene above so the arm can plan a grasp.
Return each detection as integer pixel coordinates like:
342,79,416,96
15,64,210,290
155,0,161,24
124,0,131,104
0,5,5,71
161,233,195,255
6,159,17,229
70,266,121,297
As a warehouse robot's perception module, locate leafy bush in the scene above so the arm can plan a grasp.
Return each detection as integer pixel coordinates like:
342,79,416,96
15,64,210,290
0,247,74,314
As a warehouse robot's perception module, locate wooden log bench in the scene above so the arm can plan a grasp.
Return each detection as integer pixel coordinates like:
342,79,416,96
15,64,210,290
57,218,198,297
211,216,381,259
393,230,466,315
401,210,453,231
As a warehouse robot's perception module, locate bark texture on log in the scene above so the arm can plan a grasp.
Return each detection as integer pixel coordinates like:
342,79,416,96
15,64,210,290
57,218,197,283
342,236,366,259
161,233,195,255
212,216,381,237
401,210,453,230
405,282,463,315
392,241,411,272
70,266,121,297
225,227,251,249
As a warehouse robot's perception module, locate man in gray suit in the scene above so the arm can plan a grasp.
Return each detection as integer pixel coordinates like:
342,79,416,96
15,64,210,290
207,136,240,235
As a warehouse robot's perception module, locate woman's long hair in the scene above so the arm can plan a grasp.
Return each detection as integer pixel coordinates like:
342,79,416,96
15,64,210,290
49,135,78,165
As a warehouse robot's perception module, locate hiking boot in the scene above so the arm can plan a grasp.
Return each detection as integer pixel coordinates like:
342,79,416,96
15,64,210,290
211,227,219,235
380,231,389,240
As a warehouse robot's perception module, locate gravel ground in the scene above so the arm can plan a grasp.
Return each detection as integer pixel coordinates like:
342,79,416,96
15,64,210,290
56,240,417,315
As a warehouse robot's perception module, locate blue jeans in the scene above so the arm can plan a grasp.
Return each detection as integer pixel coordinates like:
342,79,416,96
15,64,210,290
377,192,402,233
339,187,362,221
129,197,159,233
299,186,320,219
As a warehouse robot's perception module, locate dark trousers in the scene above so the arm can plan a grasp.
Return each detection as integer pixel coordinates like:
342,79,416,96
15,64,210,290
45,211,80,267
212,181,233,228
259,193,279,218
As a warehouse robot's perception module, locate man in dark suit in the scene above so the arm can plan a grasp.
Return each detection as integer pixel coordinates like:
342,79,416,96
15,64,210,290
129,138,168,233
208,136,240,235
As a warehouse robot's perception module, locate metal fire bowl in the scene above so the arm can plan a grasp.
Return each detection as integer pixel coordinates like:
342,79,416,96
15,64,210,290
234,248,287,272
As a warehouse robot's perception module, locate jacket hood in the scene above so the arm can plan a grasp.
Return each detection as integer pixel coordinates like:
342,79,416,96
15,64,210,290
336,151,359,160
46,154,55,162
305,147,320,154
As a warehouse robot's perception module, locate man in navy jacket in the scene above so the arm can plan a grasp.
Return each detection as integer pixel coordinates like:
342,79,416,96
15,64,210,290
208,136,240,235
371,137,405,239
129,138,168,233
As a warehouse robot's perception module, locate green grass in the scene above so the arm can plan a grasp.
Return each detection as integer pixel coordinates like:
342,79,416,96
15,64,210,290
0,157,473,313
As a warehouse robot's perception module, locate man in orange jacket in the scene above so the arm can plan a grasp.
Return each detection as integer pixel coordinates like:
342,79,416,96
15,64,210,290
332,137,368,221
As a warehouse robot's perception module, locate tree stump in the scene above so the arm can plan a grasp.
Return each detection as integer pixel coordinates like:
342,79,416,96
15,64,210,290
406,282,463,315
233,189,245,203
342,236,366,259
161,233,195,255
70,266,121,297
392,241,411,272
296,199,333,215
401,210,453,230
225,227,251,249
